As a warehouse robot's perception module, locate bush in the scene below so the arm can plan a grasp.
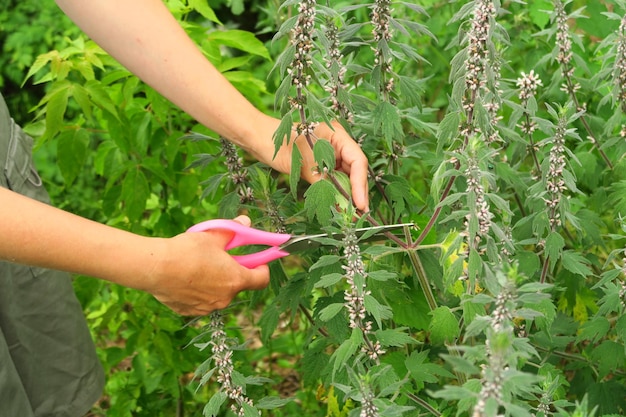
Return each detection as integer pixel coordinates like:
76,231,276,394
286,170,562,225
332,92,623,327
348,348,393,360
22,0,626,416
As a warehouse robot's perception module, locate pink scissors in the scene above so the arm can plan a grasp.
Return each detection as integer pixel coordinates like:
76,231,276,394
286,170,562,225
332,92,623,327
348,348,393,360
186,219,410,269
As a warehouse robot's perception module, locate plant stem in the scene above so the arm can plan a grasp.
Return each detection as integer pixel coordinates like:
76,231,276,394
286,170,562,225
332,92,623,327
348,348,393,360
405,228,438,311
406,392,443,417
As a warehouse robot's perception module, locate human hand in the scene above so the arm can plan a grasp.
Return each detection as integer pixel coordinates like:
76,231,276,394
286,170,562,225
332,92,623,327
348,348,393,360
269,121,370,212
146,215,269,316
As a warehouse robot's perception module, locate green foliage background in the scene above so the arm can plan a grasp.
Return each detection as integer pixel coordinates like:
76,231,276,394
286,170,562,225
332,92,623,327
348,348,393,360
3,0,626,416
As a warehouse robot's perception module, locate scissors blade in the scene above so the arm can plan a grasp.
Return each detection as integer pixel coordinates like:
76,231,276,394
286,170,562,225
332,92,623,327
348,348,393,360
280,223,412,254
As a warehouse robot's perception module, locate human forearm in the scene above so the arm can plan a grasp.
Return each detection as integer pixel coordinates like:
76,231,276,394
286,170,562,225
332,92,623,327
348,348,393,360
55,0,278,162
55,0,370,211
0,187,269,315
0,187,162,290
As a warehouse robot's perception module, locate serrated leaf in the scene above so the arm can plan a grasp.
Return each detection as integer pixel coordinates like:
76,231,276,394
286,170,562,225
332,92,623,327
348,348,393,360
189,0,221,23
313,139,336,172
429,306,460,344
314,273,344,288
57,128,89,185
290,145,302,199
545,232,565,269
310,255,342,271
576,316,610,343
256,396,294,409
258,302,280,344
406,350,456,391
367,270,397,281
207,30,269,59
44,81,71,139
590,340,626,378
273,112,293,156
122,167,150,222
561,250,593,277
332,328,363,377
319,303,345,322
203,391,227,417
375,327,417,347
304,180,337,225
373,101,403,149
364,294,393,328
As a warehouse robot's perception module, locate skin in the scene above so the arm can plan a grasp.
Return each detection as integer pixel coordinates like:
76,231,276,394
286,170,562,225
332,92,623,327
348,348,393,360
0,0,369,316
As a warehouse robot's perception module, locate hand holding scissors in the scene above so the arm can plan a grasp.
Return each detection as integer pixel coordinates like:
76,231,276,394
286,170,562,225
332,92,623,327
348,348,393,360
187,220,410,269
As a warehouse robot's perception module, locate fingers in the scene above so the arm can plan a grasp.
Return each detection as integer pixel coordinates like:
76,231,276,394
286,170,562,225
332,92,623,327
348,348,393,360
238,264,270,291
328,124,370,212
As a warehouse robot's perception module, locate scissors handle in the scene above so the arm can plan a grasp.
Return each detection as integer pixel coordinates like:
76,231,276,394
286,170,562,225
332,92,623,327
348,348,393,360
186,219,292,268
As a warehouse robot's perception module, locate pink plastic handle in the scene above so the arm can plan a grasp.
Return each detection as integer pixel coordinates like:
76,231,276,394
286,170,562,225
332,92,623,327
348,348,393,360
186,219,292,268
232,247,291,269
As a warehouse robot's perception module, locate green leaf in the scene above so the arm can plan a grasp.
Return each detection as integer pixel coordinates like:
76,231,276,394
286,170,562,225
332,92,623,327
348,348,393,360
429,306,460,345
273,112,293,157
84,80,119,119
256,396,294,410
310,255,342,270
319,303,345,322
207,30,270,59
71,84,92,120
189,0,221,24
122,167,150,222
304,180,337,225
561,250,593,277
576,316,610,343
57,128,89,185
406,350,455,391
367,270,397,281
44,81,71,139
528,0,552,29
315,273,344,289
258,302,280,344
373,101,403,149
364,294,393,328
545,232,565,269
313,139,336,172
332,328,363,377
590,341,626,378
203,391,227,417
290,145,302,199
23,51,57,86
375,328,417,347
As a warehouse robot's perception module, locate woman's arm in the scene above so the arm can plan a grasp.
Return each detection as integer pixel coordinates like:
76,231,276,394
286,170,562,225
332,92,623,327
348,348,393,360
55,0,369,211
0,187,268,316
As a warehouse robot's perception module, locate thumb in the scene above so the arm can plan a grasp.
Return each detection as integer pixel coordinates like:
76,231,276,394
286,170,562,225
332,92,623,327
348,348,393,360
232,215,252,227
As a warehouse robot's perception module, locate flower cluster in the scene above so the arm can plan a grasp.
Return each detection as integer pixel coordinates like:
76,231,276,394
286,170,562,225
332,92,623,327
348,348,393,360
465,157,494,242
614,15,626,110
360,385,380,417
553,0,573,67
343,231,369,330
464,0,496,94
288,0,317,104
323,19,353,122
544,116,568,229
517,70,543,106
472,285,515,417
371,0,392,43
342,229,385,361
516,70,543,135
208,311,258,416
267,200,287,234
371,0,394,95
221,138,253,203
553,1,581,96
